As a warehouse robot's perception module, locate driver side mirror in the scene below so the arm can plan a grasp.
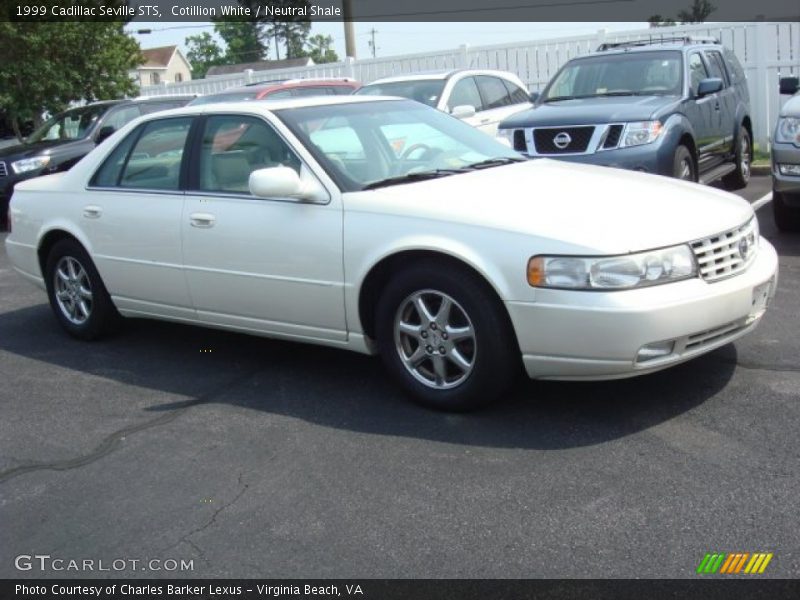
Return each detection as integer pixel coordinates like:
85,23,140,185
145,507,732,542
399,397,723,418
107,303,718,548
696,77,723,98
95,126,116,143
451,105,476,119
249,166,325,202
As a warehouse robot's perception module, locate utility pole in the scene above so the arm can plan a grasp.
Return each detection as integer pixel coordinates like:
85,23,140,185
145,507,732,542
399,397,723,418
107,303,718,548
343,0,356,58
368,28,378,58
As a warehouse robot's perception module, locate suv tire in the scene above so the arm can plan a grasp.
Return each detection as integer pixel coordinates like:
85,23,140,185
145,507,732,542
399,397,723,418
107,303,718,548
723,128,751,190
673,145,696,181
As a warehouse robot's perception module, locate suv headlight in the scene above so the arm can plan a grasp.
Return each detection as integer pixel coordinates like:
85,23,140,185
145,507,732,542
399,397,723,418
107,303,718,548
619,121,663,148
11,156,50,174
527,244,696,290
496,128,513,147
775,117,800,145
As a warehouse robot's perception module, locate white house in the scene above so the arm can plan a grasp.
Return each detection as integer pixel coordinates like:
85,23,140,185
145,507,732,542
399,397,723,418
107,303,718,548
132,46,193,87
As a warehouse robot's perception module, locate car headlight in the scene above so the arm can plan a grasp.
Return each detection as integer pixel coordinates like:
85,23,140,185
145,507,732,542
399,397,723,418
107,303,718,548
527,244,697,290
496,128,513,147
11,156,50,174
775,117,800,145
619,121,663,148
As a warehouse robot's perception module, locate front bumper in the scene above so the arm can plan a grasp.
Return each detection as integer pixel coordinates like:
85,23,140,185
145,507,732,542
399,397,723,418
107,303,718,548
528,141,676,177
507,238,778,380
771,142,800,197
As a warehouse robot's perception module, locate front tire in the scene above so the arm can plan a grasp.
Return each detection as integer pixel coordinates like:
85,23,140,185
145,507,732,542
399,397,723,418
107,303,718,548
375,262,519,411
673,145,696,182
773,190,800,232
44,239,120,340
723,128,752,190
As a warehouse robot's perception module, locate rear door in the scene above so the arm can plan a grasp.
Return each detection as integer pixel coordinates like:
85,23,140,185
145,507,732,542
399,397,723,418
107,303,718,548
685,51,721,171
703,49,736,158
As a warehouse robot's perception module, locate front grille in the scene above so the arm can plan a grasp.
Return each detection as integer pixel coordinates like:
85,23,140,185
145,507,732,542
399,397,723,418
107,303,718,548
686,319,748,350
691,217,758,282
512,129,527,152
602,124,623,149
533,126,594,154
0,161,7,177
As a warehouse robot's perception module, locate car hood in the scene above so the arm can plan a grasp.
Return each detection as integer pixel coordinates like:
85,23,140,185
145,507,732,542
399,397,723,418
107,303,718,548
344,159,753,255
779,93,800,117
500,95,679,128
0,138,90,161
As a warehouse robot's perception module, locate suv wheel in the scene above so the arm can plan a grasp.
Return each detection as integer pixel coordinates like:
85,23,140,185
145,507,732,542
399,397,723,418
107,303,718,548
723,128,752,190
773,190,800,232
375,262,519,412
673,145,696,182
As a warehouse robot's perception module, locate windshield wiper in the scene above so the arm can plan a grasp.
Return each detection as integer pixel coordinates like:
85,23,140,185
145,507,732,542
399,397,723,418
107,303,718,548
464,156,526,170
362,169,466,190
544,91,647,102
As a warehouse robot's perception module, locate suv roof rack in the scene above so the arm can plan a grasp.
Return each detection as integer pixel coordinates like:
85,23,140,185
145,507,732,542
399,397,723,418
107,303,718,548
597,36,719,51
244,77,356,87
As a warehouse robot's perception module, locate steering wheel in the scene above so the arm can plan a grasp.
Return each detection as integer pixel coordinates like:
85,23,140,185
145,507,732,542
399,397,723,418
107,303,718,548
400,143,433,161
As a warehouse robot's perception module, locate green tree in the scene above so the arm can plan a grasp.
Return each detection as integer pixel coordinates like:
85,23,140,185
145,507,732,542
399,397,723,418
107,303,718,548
678,0,716,23
0,21,140,141
264,1,312,60
185,32,225,79
306,34,339,64
214,20,268,63
648,15,677,27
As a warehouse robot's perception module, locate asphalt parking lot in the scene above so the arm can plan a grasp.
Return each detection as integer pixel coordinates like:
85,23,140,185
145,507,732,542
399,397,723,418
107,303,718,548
0,175,797,579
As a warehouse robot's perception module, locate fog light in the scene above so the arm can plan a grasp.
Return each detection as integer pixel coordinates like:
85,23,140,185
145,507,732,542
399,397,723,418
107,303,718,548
778,163,800,177
636,340,675,363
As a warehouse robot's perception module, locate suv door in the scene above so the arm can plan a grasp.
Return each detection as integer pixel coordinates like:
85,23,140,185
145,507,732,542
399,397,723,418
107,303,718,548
703,49,736,159
685,51,721,172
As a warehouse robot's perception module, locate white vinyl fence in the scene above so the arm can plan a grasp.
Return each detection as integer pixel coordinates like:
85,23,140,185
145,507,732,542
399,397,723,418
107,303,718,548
140,21,800,148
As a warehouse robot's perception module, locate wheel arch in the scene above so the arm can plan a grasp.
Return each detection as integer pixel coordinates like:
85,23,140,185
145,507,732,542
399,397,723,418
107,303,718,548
36,226,90,278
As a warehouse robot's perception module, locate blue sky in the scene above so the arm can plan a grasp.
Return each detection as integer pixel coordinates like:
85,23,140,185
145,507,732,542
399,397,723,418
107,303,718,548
128,21,648,61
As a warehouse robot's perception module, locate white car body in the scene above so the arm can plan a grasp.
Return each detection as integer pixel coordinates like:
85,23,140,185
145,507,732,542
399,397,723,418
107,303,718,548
357,69,533,135
5,97,778,393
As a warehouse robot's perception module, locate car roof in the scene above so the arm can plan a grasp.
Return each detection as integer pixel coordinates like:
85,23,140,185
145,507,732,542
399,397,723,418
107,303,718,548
207,79,358,96
365,69,521,85
593,38,723,56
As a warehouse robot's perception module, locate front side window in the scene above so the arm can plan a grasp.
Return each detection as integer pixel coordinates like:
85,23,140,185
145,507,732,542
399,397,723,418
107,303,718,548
704,51,729,86
101,106,141,133
476,76,513,109
447,77,483,111
27,104,109,143
503,80,531,104
195,115,301,194
688,53,709,96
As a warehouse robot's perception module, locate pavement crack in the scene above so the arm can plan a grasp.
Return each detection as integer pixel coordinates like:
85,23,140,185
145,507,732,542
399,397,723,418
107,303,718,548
0,372,256,484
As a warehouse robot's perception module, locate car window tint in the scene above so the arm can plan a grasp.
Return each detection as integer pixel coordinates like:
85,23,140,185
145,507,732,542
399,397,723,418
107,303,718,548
476,76,513,109
196,115,301,194
502,80,530,104
447,77,483,111
103,106,141,132
90,125,141,187
292,86,335,97
265,89,294,99
688,53,709,95
723,48,745,84
118,118,192,190
704,51,729,86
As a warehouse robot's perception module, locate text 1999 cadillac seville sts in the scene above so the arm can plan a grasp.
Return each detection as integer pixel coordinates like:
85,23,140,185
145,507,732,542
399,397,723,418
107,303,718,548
5,97,778,411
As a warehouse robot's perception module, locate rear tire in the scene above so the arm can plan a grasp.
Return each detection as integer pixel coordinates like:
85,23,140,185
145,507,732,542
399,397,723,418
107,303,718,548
44,239,120,340
673,145,696,182
723,128,751,190
773,190,800,232
375,262,519,412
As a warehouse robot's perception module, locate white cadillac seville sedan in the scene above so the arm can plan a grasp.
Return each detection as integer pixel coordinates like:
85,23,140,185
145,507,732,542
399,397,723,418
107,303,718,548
5,96,778,411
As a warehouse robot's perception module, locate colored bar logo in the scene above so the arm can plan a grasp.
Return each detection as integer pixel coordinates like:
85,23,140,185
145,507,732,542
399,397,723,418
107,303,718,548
696,552,773,574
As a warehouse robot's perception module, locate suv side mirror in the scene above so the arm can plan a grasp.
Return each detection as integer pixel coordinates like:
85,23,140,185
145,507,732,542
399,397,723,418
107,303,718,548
779,76,799,95
95,126,116,143
529,91,540,103
451,105,476,119
696,78,723,98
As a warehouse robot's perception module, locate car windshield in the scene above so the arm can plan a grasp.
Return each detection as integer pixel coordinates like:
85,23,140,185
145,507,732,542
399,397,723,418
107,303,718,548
27,104,110,143
188,91,261,106
354,80,446,107
276,99,524,192
542,50,683,101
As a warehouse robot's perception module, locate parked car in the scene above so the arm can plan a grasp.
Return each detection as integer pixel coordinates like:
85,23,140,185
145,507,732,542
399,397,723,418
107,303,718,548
0,95,195,229
188,78,361,106
354,69,533,135
5,97,777,411
497,37,753,188
772,76,800,231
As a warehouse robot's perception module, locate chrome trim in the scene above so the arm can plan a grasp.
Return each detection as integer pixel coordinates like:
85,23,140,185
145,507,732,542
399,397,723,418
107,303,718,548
690,217,758,282
515,123,627,156
0,161,7,177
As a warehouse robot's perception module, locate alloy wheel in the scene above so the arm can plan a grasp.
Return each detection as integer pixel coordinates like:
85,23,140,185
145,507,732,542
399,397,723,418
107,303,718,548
53,256,93,325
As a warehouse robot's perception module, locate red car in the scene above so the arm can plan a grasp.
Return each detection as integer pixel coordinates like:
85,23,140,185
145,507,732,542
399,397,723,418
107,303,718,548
188,79,361,106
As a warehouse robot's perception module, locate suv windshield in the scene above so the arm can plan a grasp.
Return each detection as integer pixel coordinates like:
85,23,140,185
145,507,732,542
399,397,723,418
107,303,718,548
27,104,110,143
355,80,446,107
276,99,522,192
543,50,683,101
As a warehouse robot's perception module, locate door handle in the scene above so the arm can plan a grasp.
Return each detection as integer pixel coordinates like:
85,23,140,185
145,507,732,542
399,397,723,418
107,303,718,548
714,101,720,111
189,212,216,228
82,205,102,219
480,118,491,124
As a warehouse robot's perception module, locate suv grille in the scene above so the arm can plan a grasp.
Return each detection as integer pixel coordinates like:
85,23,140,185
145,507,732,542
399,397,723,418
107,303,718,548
691,218,758,282
512,130,526,152
533,126,595,154
602,125,624,149
0,161,7,177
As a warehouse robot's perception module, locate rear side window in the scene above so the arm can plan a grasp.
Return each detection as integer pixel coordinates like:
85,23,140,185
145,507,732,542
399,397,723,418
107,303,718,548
723,48,746,84
476,76,513,109
502,80,531,104
91,118,191,190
